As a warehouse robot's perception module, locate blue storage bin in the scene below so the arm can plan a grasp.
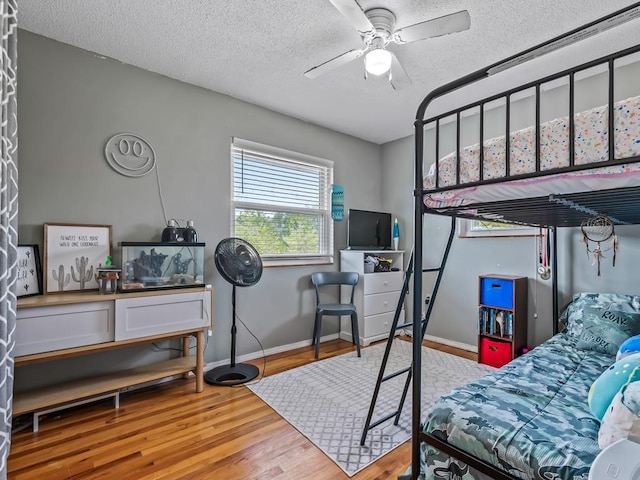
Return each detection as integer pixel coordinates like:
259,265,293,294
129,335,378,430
480,277,513,309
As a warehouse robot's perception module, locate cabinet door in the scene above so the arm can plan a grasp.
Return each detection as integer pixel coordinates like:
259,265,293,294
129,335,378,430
16,302,114,356
115,290,212,340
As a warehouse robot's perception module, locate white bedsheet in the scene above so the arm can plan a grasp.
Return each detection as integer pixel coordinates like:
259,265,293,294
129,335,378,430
423,95,640,209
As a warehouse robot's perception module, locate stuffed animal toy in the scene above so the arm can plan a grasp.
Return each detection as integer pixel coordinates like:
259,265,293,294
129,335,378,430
598,380,640,449
617,334,640,361
589,353,640,420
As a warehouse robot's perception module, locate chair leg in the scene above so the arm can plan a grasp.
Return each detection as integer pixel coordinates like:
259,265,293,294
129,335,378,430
312,311,318,346
314,312,323,359
351,312,361,357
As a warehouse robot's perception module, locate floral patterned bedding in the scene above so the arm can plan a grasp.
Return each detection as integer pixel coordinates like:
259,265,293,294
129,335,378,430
423,95,640,209
421,334,612,479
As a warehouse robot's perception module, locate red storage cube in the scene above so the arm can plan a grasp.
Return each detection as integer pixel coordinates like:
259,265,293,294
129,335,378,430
479,337,512,368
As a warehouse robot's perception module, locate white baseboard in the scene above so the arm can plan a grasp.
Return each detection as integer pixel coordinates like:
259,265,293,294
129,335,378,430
203,333,340,371
423,334,477,354
119,334,472,396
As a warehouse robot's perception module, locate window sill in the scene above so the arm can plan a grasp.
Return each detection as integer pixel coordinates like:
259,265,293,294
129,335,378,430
261,257,334,268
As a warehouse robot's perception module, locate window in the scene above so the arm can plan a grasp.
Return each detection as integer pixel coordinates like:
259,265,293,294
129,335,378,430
459,219,537,238
231,138,334,266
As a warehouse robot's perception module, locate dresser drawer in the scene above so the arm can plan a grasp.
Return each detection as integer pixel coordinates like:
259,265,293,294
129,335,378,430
364,291,401,315
365,310,404,338
364,271,403,295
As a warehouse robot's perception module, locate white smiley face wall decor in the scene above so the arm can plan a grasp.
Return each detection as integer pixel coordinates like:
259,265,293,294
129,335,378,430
104,133,157,177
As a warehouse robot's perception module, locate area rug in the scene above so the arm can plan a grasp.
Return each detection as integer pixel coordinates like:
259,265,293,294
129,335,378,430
247,340,494,476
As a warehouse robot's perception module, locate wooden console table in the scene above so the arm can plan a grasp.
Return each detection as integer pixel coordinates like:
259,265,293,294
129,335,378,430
15,287,213,425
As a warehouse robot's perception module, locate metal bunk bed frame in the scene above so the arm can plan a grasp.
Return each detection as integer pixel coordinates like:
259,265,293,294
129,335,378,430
410,4,640,479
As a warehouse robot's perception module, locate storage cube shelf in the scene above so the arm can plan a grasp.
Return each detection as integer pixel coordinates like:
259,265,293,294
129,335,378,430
477,274,528,368
478,308,514,338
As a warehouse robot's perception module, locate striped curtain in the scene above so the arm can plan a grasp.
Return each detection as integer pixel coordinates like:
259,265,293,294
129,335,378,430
0,0,18,477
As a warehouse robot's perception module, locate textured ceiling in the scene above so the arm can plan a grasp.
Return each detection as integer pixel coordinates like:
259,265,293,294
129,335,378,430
17,1,640,145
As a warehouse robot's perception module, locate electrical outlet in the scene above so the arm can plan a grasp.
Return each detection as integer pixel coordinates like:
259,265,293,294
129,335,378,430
207,329,213,337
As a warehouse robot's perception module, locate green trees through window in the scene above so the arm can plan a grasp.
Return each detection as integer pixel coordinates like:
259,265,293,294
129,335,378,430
234,210,321,255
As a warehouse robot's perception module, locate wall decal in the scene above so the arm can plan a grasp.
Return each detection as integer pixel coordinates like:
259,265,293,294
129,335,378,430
104,133,156,177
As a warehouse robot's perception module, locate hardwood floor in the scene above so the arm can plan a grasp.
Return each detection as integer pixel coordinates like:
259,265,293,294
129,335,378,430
8,337,476,480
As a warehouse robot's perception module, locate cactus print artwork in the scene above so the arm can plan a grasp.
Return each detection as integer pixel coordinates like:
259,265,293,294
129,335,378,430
44,224,112,293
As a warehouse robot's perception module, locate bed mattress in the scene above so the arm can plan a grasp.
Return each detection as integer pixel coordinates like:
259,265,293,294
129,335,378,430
423,95,640,210
421,334,612,479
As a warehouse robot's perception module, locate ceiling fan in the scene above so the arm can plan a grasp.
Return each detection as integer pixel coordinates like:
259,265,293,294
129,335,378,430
304,0,471,90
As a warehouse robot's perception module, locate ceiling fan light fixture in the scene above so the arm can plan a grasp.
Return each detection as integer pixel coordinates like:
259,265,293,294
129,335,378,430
365,48,392,76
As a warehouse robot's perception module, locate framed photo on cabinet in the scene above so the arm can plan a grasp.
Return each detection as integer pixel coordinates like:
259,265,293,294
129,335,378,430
44,223,112,294
16,244,42,297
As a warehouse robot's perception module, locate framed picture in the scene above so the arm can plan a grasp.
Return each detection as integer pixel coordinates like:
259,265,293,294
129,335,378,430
16,245,42,297
44,223,112,294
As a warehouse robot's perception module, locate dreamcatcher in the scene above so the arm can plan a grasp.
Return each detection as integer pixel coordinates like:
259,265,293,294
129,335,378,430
537,228,551,280
580,214,617,276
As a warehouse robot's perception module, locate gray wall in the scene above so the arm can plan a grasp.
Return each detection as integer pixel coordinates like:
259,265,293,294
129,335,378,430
16,31,382,390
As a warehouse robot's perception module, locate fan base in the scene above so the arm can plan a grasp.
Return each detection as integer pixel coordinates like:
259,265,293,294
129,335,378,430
204,363,259,386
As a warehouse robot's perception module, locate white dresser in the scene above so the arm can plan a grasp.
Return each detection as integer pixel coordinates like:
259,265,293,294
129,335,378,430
339,250,405,345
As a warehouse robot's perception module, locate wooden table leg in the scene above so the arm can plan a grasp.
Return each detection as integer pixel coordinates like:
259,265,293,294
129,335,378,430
195,330,204,392
182,336,190,379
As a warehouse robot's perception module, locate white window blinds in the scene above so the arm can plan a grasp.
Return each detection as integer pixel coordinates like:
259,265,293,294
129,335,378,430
231,138,334,266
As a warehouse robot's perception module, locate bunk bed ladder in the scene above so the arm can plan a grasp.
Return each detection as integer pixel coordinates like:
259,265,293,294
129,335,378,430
359,217,457,446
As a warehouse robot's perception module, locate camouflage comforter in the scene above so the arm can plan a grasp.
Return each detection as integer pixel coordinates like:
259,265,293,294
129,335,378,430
421,334,612,479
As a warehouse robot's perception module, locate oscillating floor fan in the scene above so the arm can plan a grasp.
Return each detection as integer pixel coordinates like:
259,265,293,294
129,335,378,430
204,238,263,386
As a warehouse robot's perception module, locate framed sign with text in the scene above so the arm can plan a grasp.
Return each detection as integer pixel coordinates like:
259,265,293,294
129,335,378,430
44,223,112,294
16,244,42,297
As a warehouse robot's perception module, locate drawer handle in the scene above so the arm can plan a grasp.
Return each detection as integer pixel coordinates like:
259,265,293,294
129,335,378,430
383,301,388,305
488,346,499,352
383,281,388,285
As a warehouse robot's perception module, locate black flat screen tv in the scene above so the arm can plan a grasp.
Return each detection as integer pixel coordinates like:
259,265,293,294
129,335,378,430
347,209,392,250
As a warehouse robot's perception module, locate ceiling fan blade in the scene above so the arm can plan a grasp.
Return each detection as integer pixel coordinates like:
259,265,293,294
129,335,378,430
328,0,375,35
393,10,471,44
304,48,365,79
389,52,411,90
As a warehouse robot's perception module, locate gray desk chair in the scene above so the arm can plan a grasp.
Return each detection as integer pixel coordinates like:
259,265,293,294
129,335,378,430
311,271,361,359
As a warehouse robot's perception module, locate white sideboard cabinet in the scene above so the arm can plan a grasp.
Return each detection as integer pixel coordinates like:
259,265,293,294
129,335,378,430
15,287,213,419
339,250,405,346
